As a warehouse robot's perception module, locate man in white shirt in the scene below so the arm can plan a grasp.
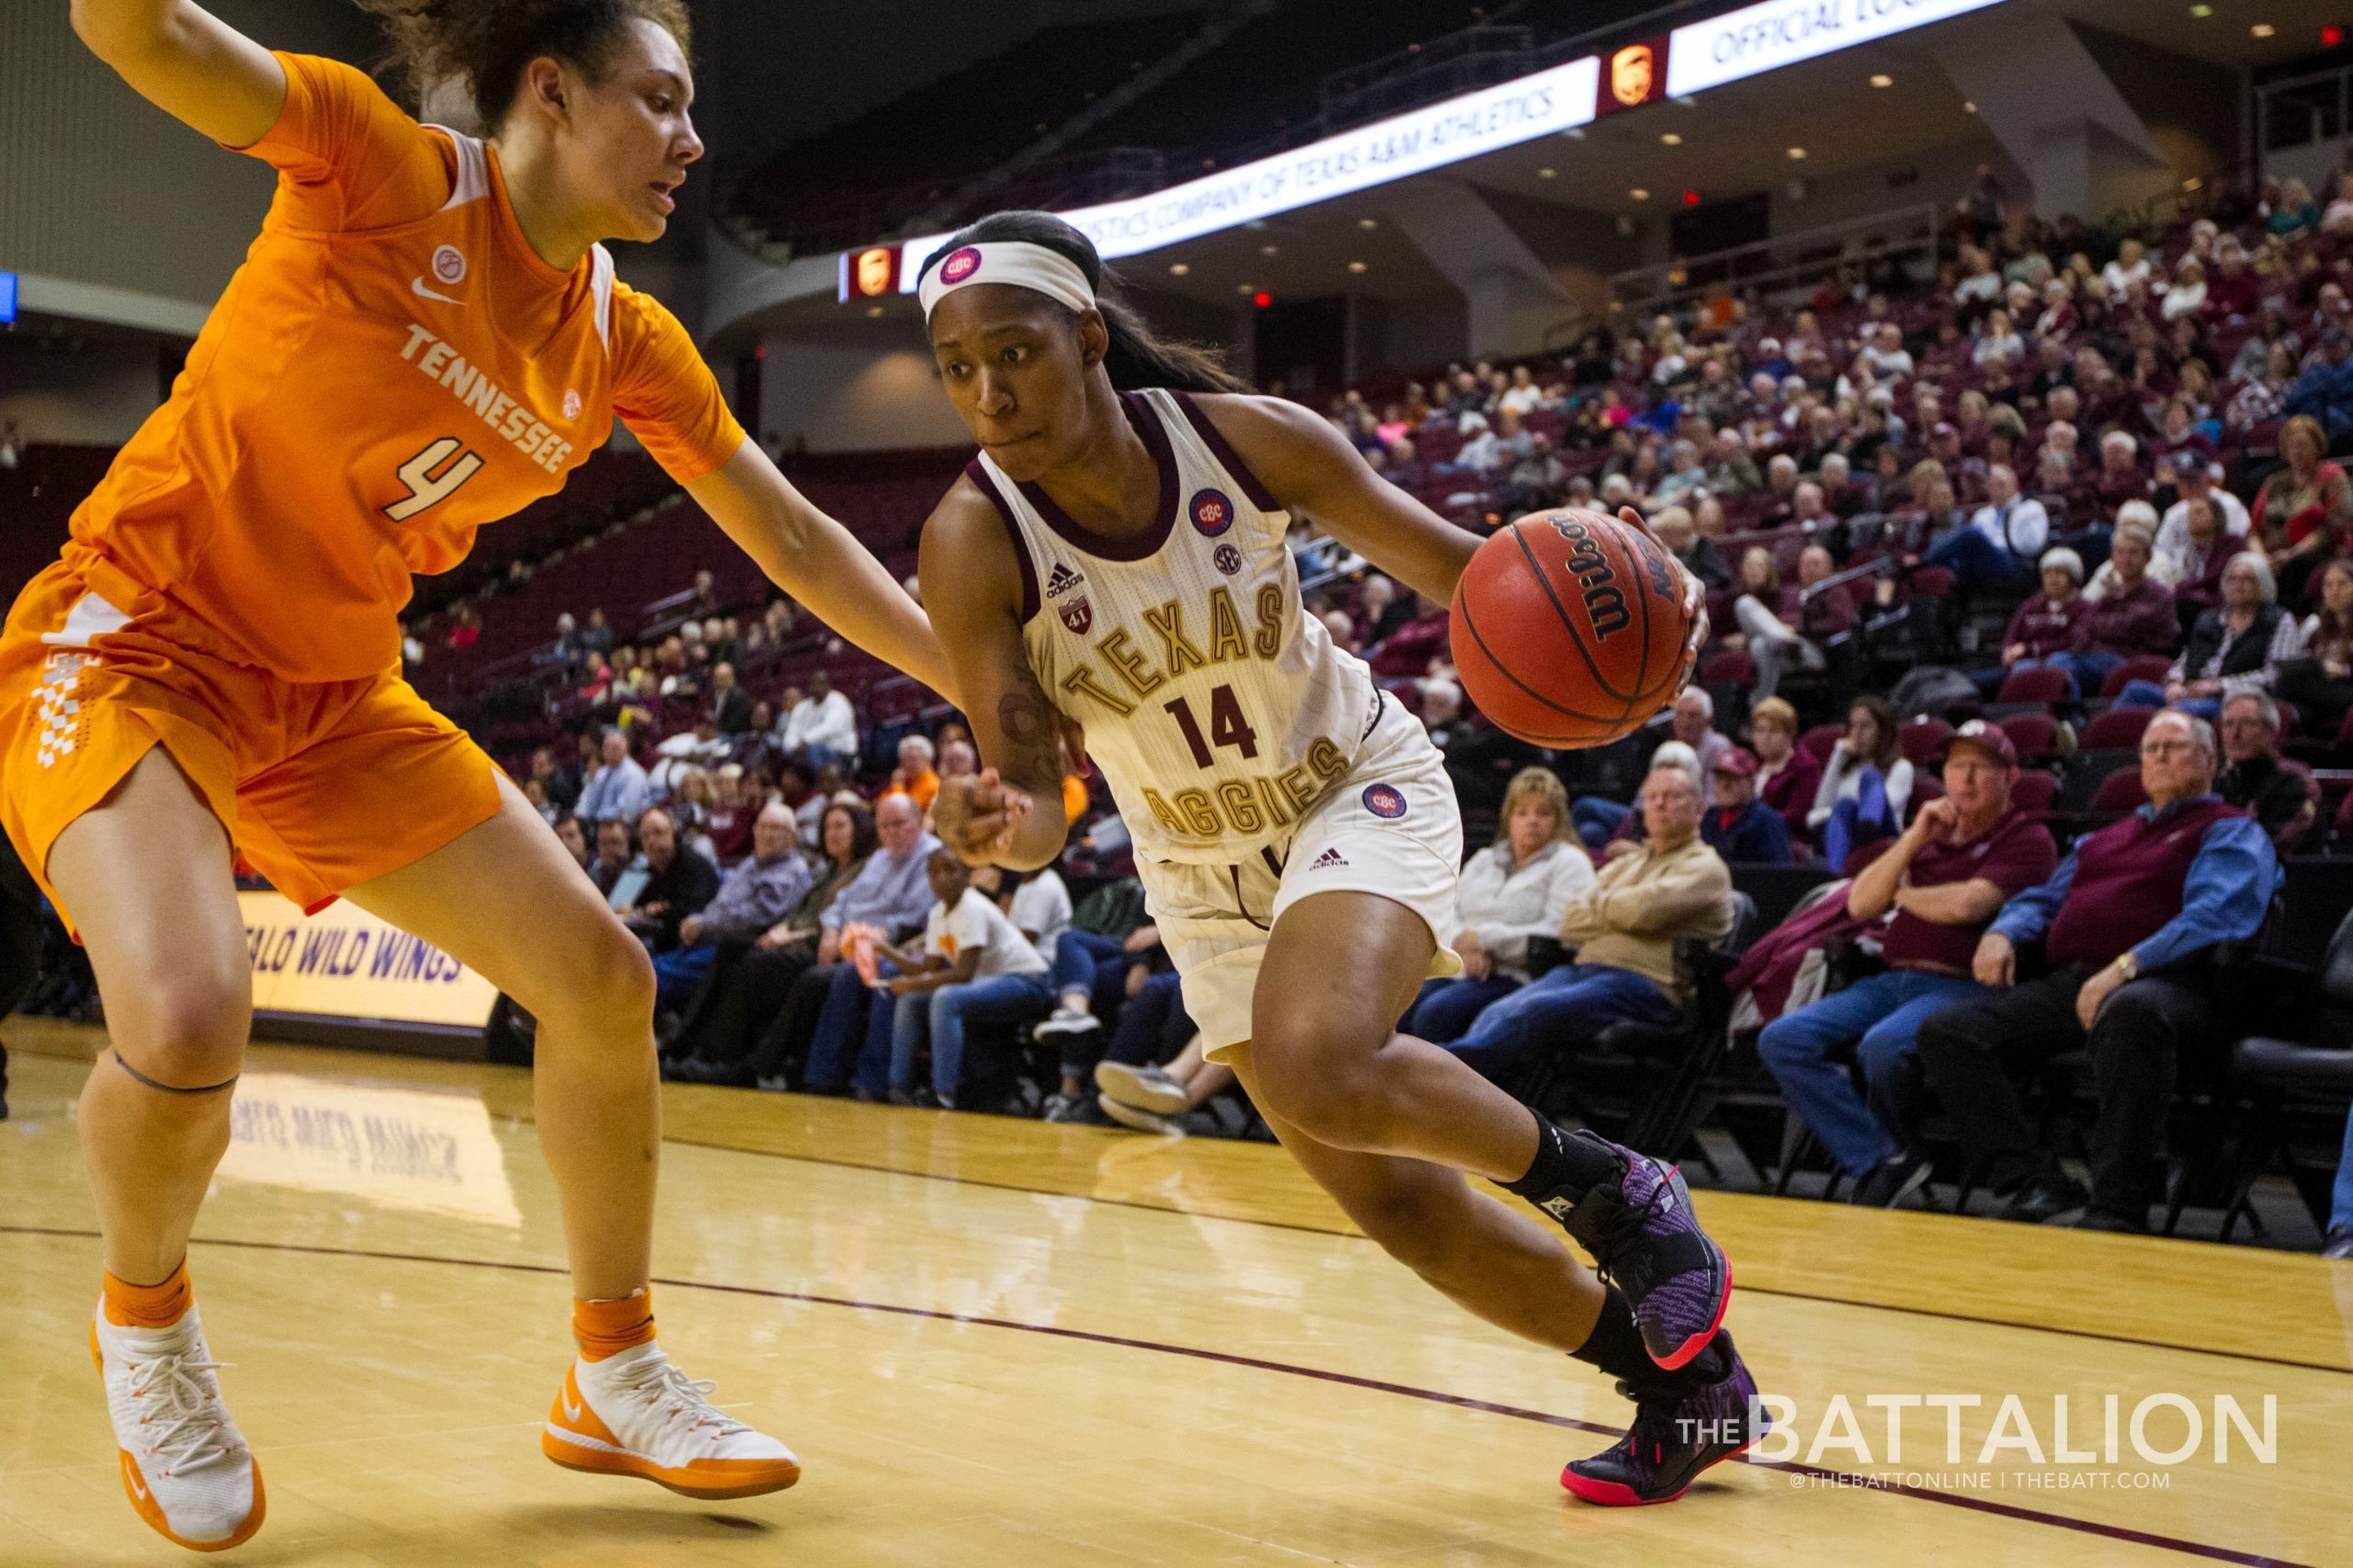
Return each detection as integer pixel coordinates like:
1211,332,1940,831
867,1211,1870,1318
1857,323,1914,381
2155,463,2252,562
1496,365,1545,417
875,850,1054,1108
1927,463,2047,597
780,670,859,770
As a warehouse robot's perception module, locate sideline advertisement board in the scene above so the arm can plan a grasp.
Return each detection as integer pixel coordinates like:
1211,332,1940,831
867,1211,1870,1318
238,890,497,1033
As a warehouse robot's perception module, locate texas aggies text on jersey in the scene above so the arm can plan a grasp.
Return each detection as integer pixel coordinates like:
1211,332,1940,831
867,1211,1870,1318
51,52,743,685
967,389,1383,864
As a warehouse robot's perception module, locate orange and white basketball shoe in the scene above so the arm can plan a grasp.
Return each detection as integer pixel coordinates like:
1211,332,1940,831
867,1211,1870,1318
90,1303,266,1551
542,1342,801,1498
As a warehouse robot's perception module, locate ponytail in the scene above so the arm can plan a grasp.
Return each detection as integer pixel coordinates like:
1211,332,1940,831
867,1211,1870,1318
920,211,1250,396
353,0,691,129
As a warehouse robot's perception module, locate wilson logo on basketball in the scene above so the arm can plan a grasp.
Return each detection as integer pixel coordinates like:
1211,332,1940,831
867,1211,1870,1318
940,247,983,285
1059,596,1094,635
1213,541,1244,575
1361,783,1408,820
1548,515,1631,640
1189,489,1235,538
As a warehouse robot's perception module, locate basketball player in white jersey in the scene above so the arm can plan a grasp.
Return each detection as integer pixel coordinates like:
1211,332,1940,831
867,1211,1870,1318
915,211,1765,1505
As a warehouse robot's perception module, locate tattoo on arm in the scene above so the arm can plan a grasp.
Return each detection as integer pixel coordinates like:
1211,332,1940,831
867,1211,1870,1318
996,661,1062,786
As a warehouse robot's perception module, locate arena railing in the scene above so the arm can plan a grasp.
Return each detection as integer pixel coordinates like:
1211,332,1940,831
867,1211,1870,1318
1607,204,1942,324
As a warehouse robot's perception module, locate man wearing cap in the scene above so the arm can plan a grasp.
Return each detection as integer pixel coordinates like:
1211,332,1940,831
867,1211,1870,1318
1701,749,1792,865
1915,709,2278,1231
1757,722,2058,1207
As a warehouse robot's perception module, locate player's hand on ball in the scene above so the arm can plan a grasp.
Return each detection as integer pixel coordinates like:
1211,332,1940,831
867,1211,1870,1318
933,768,1031,866
1616,504,1711,709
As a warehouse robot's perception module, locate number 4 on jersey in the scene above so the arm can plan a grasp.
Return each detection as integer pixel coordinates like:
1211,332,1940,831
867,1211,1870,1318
1165,684,1260,769
384,437,484,521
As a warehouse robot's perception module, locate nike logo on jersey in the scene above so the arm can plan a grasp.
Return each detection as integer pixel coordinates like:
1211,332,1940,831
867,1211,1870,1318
411,275,463,305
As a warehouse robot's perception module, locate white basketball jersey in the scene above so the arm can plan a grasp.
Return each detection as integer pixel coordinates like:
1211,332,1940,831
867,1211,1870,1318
968,388,1382,865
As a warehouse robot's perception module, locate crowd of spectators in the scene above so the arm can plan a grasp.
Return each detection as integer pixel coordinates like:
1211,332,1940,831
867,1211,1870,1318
364,170,2353,1256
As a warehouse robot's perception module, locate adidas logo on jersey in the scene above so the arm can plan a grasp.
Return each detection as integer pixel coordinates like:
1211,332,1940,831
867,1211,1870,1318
1045,562,1086,598
1309,847,1348,870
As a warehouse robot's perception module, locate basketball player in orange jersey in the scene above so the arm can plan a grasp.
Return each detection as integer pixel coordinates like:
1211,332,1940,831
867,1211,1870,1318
10,2,956,1550
918,212,1767,1506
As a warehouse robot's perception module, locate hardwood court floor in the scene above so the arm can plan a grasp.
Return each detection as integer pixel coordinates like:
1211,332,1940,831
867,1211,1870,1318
0,1019,2346,1566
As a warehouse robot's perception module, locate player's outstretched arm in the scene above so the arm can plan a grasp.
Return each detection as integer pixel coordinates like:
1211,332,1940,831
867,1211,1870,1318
917,484,1073,872
72,0,286,147
1182,393,1483,605
688,442,956,700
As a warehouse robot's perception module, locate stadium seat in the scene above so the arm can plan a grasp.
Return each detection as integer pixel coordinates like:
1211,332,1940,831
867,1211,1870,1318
1997,712,2059,762
1699,649,1756,687
2008,769,2059,817
2101,656,2177,699
1898,716,1952,767
1799,723,1846,763
2082,707,2154,751
2091,767,2151,814
1996,667,2070,706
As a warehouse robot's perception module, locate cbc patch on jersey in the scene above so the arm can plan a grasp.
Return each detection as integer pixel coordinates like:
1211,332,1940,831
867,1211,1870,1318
1189,488,1235,538
1361,783,1408,820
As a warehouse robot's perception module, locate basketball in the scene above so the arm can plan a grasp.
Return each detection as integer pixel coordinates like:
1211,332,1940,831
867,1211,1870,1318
1449,508,1697,748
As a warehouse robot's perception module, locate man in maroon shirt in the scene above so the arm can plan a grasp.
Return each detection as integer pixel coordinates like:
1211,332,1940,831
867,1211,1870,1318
1915,710,2279,1232
1756,722,2058,1206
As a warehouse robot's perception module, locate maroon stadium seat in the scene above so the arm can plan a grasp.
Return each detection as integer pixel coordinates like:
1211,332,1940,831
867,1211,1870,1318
2091,766,2151,814
1800,723,1847,763
2008,769,2059,816
1699,649,1756,687
1997,712,2059,762
1996,666,2070,706
1899,716,1953,767
2102,655,2176,698
2082,707,2154,751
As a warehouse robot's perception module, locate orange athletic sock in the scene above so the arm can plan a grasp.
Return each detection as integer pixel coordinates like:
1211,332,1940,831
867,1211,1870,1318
574,1288,656,1361
102,1261,192,1328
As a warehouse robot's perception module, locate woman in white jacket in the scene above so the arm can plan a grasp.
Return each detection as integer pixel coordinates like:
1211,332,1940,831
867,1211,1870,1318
1401,768,1597,1043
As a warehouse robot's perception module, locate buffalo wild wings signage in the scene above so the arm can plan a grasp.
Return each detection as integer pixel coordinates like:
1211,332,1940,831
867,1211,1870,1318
238,891,497,1030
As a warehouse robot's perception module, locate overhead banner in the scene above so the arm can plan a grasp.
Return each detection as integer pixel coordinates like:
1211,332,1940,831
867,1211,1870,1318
1666,0,2009,97
238,891,498,1031
900,54,1599,274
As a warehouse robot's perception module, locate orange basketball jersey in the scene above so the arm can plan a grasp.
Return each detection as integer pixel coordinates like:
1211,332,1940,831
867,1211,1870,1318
55,51,744,684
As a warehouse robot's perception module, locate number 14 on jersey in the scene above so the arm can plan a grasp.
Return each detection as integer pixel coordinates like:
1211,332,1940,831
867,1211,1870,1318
1164,685,1259,769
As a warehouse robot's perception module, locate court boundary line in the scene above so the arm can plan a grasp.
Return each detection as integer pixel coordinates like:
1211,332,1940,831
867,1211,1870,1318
652,1131,2353,1379
0,1221,2309,1568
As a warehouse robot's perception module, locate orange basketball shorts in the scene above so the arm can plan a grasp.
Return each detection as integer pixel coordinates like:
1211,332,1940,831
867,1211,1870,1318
0,562,503,930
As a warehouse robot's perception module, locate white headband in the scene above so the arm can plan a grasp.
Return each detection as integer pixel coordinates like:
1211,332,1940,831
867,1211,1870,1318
918,240,1097,323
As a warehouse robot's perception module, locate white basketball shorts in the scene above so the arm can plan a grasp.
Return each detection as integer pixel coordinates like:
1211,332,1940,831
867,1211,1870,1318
1135,695,1464,1062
